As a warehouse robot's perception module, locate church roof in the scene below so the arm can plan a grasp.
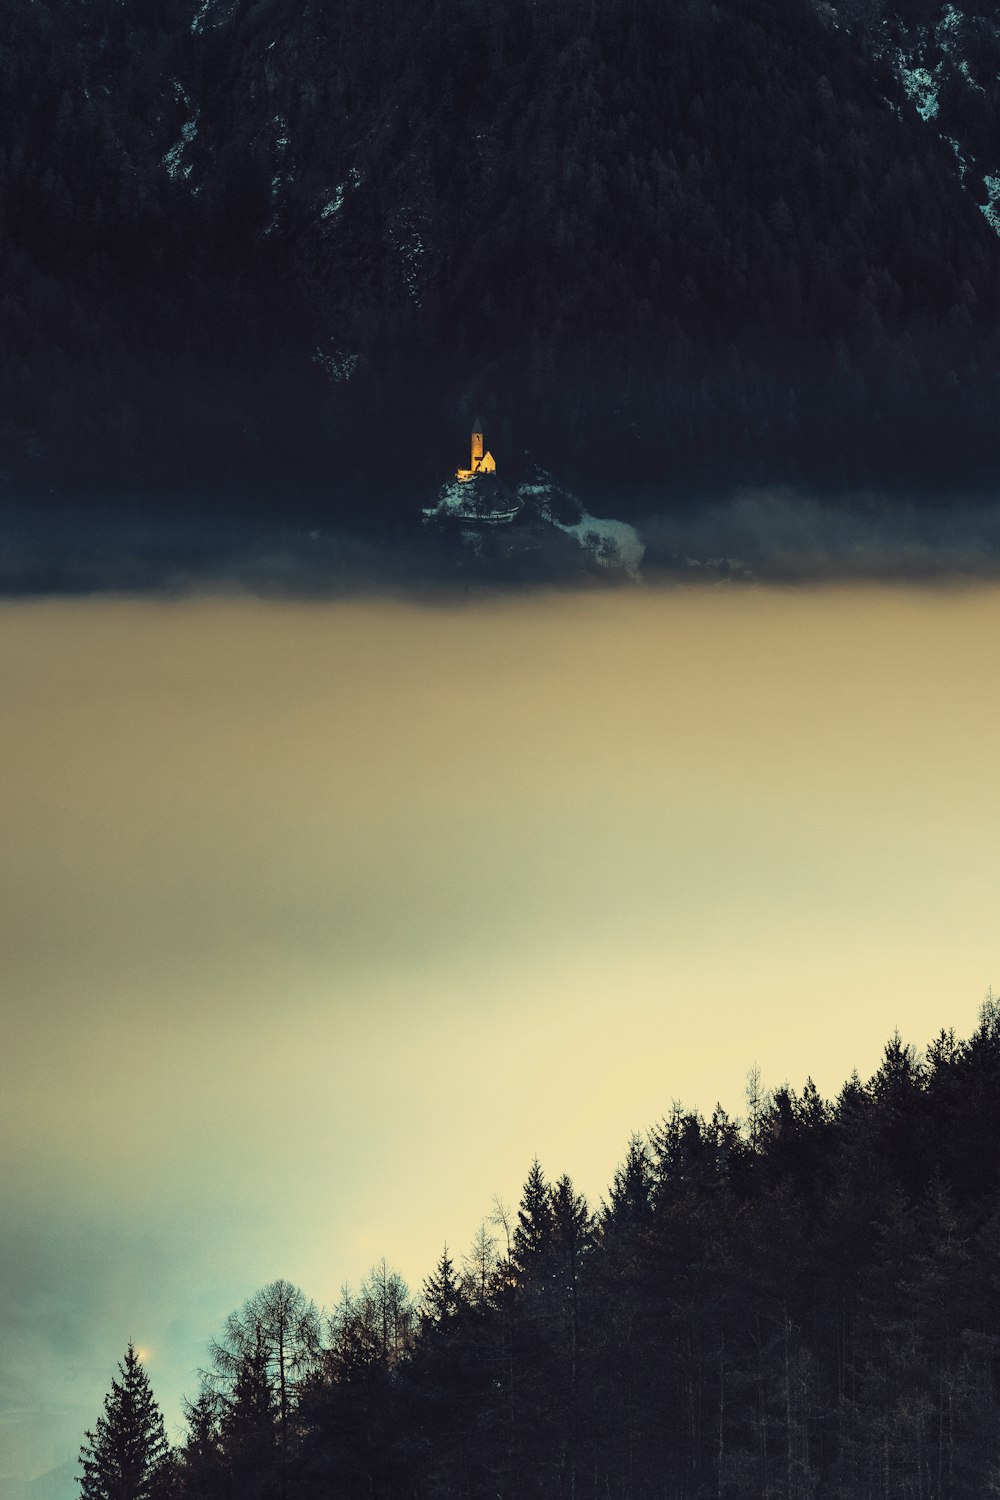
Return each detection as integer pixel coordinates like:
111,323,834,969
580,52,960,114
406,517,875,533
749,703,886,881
472,414,483,433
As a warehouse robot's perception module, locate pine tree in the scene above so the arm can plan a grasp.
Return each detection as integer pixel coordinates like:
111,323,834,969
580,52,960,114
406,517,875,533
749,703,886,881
176,1389,225,1500
511,1159,554,1280
79,1343,171,1500
421,1245,462,1329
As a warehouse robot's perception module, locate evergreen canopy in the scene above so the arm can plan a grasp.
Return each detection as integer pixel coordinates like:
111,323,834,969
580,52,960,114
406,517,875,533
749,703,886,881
80,998,1000,1500
79,1342,171,1500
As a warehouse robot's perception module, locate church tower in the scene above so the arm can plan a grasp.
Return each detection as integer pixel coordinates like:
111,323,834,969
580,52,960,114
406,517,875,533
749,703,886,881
470,417,484,469
456,416,497,481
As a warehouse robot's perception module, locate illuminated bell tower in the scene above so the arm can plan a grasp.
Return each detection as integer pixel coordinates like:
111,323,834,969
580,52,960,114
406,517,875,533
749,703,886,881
456,415,496,481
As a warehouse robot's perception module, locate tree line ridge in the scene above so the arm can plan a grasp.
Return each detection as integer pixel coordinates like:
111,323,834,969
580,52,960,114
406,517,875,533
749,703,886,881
81,999,1000,1499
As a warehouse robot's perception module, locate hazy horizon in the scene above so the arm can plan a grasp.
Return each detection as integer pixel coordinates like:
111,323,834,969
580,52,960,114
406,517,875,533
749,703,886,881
2,583,997,1490
8,488,1000,597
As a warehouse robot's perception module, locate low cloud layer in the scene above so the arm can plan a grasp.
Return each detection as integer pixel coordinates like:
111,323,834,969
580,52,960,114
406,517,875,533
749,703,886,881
640,489,1000,581
1,589,998,1489
5,490,1000,599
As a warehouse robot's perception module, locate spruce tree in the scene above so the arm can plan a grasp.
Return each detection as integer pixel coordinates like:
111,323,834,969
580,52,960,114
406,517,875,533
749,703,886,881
176,1390,225,1500
511,1159,554,1279
421,1245,461,1328
79,1342,171,1500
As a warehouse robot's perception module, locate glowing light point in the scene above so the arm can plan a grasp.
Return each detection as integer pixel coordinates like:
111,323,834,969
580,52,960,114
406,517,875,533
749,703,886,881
456,416,497,481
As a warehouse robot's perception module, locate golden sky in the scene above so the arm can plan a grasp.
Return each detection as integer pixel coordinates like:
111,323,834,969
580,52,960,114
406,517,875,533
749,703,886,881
1,585,998,1482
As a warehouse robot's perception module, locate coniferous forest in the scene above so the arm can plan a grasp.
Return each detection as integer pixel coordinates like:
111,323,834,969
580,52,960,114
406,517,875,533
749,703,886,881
82,1001,1000,1500
4,0,1000,520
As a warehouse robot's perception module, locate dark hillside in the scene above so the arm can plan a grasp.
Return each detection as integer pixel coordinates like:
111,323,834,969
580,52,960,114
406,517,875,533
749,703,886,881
2,0,997,518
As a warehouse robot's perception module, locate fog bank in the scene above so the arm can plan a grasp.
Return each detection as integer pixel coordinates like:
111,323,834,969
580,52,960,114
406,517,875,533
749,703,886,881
1,587,997,1488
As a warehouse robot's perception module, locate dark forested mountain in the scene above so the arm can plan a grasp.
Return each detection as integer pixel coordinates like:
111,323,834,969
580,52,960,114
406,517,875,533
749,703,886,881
85,1000,1000,1500
3,0,999,521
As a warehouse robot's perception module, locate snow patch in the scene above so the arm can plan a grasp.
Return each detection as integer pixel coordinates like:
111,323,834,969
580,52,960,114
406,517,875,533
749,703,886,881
313,347,359,382
389,218,427,306
163,111,199,180
521,477,645,578
944,134,969,180
262,119,294,227
321,186,345,220
548,512,645,579
936,3,963,49
402,236,425,304
895,55,941,120
423,468,644,577
191,0,240,34
981,176,1000,235
957,57,985,91
424,479,520,526
876,4,1000,238
321,170,360,222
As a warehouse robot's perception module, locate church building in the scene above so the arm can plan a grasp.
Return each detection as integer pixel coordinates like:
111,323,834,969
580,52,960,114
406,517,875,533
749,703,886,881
456,417,496,482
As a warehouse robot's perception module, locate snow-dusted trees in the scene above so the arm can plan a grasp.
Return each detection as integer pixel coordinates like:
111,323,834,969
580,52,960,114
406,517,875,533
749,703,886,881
78,1343,171,1500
